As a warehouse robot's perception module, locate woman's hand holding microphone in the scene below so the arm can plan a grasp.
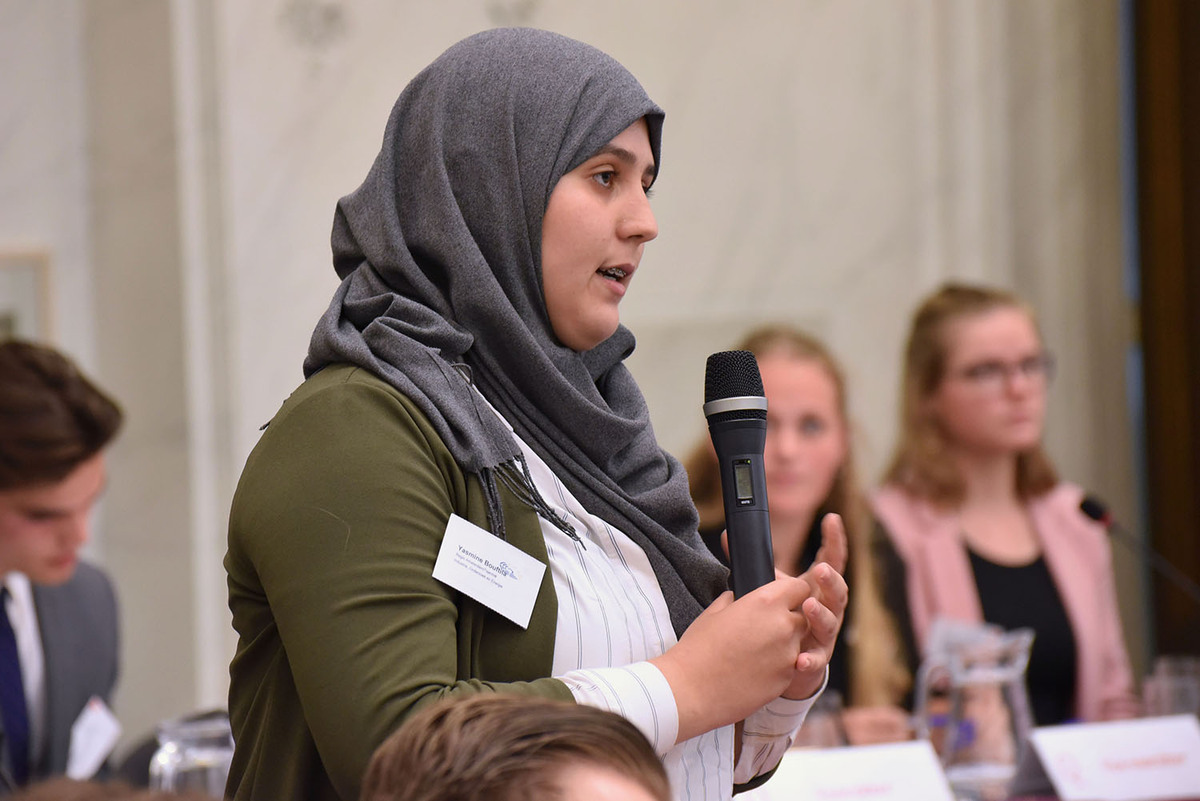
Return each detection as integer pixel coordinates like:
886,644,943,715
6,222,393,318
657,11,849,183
651,512,849,744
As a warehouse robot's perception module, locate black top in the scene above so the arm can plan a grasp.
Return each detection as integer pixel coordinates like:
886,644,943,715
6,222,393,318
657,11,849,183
968,549,1078,726
873,520,920,710
700,515,918,707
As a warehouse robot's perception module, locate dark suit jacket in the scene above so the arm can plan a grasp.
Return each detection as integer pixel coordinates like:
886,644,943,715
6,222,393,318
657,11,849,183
0,562,120,793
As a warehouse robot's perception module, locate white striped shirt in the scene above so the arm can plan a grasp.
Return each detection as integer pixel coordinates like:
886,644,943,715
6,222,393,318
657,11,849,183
487,401,815,800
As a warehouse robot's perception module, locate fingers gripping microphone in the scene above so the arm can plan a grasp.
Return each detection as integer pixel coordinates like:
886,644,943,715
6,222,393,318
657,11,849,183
704,350,775,597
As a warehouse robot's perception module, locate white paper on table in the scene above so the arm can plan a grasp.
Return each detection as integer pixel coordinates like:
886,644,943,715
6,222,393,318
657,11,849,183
737,741,955,801
1021,715,1200,801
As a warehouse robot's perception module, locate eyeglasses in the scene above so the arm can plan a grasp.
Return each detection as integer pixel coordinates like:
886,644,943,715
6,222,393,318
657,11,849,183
948,352,1055,390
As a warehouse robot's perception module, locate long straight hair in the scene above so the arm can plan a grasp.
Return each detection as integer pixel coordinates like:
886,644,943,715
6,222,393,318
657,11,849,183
684,324,910,707
883,283,1058,507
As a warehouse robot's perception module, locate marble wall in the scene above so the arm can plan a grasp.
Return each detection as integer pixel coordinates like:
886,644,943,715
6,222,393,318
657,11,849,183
0,0,1146,755
85,0,200,754
0,2,94,363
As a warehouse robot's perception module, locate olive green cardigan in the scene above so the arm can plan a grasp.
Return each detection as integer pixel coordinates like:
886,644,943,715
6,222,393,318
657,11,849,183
224,365,574,801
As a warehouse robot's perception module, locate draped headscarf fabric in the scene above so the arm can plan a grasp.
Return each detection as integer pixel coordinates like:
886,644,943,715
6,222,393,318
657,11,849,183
304,28,727,636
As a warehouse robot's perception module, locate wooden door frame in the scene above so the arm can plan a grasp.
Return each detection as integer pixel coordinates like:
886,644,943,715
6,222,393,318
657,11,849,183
1135,0,1200,654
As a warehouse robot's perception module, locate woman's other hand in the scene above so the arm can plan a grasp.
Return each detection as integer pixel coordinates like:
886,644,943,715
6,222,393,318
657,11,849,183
650,573,818,743
782,512,849,700
650,514,848,742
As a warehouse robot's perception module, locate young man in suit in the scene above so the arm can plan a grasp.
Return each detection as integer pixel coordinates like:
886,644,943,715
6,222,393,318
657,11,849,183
0,341,122,793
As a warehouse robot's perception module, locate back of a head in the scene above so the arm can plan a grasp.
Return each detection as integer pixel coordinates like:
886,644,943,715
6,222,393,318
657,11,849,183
360,695,671,801
0,340,123,490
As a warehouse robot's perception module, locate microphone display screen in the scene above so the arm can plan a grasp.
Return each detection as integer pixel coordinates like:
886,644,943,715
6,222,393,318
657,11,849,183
733,460,755,504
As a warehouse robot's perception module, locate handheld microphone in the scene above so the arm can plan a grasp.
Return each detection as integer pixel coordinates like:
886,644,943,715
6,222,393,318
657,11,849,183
704,350,775,597
1080,494,1200,608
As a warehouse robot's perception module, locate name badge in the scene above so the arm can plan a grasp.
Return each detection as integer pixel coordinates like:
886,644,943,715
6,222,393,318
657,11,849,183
1014,715,1200,801
745,741,955,800
433,514,546,629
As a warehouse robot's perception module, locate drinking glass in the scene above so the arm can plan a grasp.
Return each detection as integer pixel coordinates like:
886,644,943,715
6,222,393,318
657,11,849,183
1143,655,1200,717
148,713,234,796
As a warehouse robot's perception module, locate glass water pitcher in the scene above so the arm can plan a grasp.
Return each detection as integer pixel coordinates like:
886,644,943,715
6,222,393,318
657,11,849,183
915,622,1035,801
148,712,234,797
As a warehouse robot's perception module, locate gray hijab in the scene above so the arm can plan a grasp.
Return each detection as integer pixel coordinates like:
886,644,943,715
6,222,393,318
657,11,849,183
305,28,727,637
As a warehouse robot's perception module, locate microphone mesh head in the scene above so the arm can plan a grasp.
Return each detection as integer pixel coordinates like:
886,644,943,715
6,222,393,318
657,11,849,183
705,351,764,402
704,351,767,422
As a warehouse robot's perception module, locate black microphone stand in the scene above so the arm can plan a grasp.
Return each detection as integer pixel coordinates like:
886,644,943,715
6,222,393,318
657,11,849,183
1082,496,1200,608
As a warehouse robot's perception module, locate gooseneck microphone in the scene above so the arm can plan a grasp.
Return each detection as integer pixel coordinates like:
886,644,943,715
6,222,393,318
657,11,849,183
704,350,775,597
1080,494,1200,607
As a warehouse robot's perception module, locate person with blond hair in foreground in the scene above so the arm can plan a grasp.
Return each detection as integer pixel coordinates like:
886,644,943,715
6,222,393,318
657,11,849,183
360,695,670,801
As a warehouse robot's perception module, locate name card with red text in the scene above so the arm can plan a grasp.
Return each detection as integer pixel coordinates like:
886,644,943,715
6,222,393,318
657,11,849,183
743,741,955,801
1029,715,1200,801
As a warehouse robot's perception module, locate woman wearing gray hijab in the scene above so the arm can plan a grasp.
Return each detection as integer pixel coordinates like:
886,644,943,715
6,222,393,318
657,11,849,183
224,28,847,801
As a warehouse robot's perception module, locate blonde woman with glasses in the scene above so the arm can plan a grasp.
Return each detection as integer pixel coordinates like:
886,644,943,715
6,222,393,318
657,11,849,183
873,282,1137,726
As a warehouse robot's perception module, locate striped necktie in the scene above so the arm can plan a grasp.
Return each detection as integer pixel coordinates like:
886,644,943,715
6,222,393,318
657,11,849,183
0,587,29,786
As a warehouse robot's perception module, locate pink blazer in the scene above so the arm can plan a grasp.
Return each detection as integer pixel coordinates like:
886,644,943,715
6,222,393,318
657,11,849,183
871,482,1135,722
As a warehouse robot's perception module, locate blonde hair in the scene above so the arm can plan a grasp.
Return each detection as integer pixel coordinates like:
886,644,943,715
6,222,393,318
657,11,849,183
360,695,670,801
883,282,1058,507
684,324,909,707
